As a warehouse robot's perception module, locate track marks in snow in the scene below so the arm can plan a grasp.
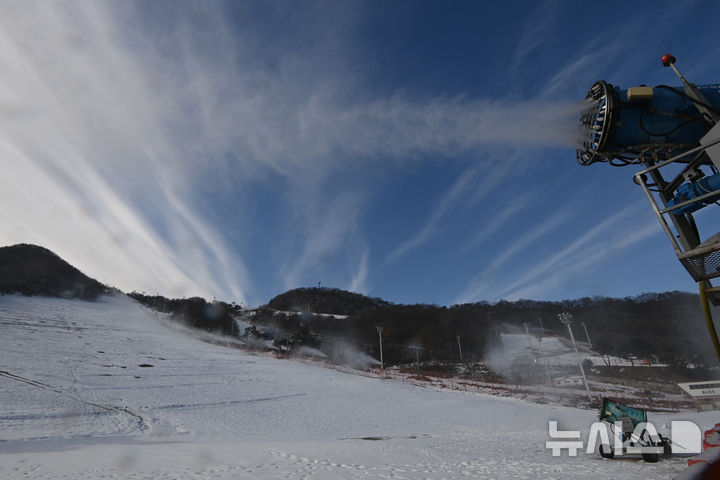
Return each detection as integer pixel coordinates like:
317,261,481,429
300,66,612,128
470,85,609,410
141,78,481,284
1,443,689,480
154,393,308,411
261,449,683,480
0,370,150,433
263,448,539,479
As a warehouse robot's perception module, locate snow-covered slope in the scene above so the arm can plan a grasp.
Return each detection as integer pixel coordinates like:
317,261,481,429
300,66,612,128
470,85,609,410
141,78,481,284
493,332,641,367
0,295,713,479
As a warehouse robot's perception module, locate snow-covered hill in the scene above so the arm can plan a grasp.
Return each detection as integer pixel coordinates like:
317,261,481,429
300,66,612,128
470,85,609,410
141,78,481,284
0,295,713,479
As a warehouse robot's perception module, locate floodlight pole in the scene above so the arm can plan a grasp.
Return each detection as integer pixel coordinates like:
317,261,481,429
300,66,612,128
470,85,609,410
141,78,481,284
581,322,592,348
376,326,384,370
558,312,593,403
493,321,504,350
526,322,551,385
409,345,423,375
456,335,463,361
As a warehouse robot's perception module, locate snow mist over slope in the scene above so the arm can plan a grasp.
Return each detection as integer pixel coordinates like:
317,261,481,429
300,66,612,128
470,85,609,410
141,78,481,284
0,294,710,479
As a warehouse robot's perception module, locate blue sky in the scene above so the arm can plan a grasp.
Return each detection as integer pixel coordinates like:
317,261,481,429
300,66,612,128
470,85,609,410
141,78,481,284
1,0,719,306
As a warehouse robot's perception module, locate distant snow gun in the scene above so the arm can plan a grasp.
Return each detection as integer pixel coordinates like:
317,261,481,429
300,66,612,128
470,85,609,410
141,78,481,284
576,54,720,363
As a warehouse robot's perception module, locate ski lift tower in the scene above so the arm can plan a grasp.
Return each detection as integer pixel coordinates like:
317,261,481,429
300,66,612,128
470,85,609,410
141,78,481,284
576,54,720,362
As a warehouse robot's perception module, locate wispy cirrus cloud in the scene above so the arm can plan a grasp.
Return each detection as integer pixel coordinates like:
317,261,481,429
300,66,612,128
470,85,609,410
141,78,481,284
348,247,370,295
386,156,526,263
503,216,660,301
0,1,250,300
464,192,531,249
455,206,574,304
385,166,484,263
456,202,661,304
281,189,366,290
511,0,558,69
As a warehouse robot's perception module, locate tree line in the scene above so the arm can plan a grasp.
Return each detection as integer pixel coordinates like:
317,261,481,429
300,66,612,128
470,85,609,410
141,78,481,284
129,286,718,369
255,288,717,368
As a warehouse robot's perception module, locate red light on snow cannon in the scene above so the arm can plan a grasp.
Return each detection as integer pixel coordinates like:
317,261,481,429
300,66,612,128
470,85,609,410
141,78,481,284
661,54,676,67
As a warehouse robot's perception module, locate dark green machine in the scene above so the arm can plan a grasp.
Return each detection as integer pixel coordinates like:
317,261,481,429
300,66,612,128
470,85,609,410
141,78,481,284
598,398,671,463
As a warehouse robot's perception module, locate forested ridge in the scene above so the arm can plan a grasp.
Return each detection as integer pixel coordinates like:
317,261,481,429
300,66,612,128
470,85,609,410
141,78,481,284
253,288,715,367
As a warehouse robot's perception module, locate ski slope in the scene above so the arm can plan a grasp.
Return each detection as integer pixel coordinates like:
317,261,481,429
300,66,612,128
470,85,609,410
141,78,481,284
493,332,635,367
0,294,713,479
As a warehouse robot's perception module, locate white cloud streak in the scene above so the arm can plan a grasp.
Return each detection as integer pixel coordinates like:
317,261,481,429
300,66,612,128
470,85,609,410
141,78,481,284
502,214,660,301
386,157,524,263
281,190,365,290
511,0,558,68
348,247,370,294
456,203,661,304
0,2,249,301
465,193,530,248
386,166,483,262
456,206,573,304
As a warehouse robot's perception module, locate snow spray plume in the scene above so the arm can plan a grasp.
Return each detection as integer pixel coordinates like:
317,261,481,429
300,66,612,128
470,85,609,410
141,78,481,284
291,346,328,360
482,324,550,383
325,338,380,370
673,298,720,366
156,312,246,348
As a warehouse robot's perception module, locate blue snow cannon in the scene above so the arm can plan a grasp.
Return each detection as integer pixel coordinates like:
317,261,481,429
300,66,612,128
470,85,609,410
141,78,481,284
577,80,720,167
576,53,720,215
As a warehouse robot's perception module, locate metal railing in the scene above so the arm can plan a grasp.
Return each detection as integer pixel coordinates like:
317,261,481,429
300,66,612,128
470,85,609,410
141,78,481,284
634,136,720,284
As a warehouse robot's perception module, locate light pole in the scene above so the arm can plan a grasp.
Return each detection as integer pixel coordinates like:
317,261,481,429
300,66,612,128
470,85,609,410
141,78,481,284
493,321,503,350
581,322,592,348
376,325,384,370
526,322,551,386
558,312,593,403
409,345,423,375
456,335,463,361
